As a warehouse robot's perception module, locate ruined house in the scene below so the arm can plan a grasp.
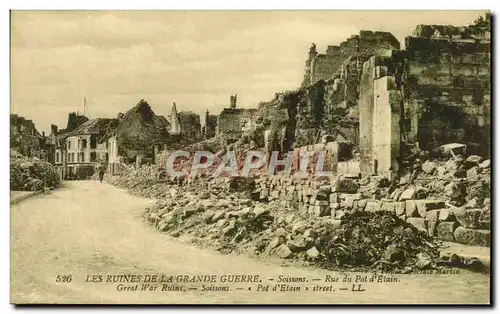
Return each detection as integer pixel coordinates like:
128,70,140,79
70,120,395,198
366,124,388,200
168,102,181,135
10,114,49,159
58,118,119,178
265,18,490,180
203,109,218,139
107,100,170,171
216,94,259,140
168,102,202,141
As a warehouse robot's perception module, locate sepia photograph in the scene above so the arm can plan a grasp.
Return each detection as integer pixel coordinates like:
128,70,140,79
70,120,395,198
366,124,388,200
9,10,491,305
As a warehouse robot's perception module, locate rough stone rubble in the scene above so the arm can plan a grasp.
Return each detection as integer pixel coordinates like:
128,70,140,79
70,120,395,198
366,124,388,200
108,145,490,272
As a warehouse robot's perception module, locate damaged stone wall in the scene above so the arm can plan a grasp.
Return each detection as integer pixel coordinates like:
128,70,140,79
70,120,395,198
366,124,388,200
358,22,490,177
303,31,401,86
251,164,490,247
359,53,405,177
403,25,491,154
217,108,259,141
372,76,402,177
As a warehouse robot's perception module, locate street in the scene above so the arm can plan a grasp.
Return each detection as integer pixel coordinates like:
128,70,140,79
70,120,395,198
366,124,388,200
11,181,490,304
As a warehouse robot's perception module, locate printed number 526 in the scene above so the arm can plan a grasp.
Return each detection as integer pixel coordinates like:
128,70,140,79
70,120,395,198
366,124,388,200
56,275,72,283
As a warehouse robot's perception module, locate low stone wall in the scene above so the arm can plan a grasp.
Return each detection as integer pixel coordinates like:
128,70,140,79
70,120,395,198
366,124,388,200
250,175,490,247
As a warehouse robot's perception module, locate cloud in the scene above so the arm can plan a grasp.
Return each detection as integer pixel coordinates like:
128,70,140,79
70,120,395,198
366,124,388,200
10,10,486,134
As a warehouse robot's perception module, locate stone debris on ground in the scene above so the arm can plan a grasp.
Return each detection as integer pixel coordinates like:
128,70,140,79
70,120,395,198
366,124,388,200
107,146,491,273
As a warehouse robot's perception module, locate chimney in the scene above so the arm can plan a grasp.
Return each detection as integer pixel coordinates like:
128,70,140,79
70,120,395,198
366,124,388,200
42,131,45,137
51,124,58,134
230,94,237,109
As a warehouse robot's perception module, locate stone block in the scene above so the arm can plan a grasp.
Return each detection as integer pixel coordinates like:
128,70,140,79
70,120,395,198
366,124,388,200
211,209,226,223
315,200,329,206
266,236,286,252
312,205,331,217
415,200,445,218
438,207,454,221
406,217,427,232
394,202,406,216
332,179,359,193
405,200,418,217
453,169,467,178
287,236,309,253
365,201,381,213
445,182,465,198
330,202,340,210
391,189,403,201
202,210,216,224
454,207,481,228
292,221,309,234
329,193,339,203
379,202,396,214
479,159,491,169
467,166,479,181
315,191,329,201
338,193,349,200
427,221,437,237
425,209,440,222
478,208,490,228
421,160,436,174
306,247,320,259
335,210,347,219
436,221,457,242
466,155,483,164
272,244,294,259
357,199,370,210
344,193,362,209
465,198,481,209
399,188,415,201
454,227,490,247
436,166,447,176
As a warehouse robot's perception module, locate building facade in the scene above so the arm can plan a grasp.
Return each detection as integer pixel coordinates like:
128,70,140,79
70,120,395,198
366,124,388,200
54,118,118,179
216,94,259,140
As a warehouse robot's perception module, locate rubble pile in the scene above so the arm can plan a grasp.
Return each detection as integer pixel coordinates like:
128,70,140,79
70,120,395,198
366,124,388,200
393,145,491,247
107,164,169,198
111,165,479,272
10,150,60,191
140,178,445,272
317,211,440,271
107,142,490,273
254,164,490,247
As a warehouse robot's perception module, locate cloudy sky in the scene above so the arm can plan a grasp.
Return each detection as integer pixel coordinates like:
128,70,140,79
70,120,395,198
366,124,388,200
11,10,485,134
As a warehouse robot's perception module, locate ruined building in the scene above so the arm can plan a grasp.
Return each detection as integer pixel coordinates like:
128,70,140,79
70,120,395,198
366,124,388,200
66,112,89,133
10,114,49,159
359,24,490,177
216,94,259,140
302,31,401,87
203,109,218,139
267,18,490,180
178,111,202,140
168,102,202,140
169,102,181,135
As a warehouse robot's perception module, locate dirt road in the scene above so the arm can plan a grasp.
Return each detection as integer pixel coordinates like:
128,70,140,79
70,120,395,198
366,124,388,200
11,181,490,304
